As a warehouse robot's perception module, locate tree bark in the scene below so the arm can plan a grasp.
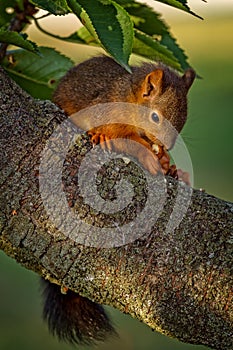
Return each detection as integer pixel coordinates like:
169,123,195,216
0,67,232,350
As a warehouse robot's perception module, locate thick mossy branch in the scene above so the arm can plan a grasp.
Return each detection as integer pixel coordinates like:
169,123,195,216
0,67,232,350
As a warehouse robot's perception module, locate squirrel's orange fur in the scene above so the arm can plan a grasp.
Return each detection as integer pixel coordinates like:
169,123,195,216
53,56,195,174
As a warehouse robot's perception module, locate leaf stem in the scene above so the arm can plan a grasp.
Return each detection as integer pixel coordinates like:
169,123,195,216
33,17,84,44
34,13,51,20
33,17,65,41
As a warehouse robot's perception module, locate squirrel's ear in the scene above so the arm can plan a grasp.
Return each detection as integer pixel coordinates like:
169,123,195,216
141,69,164,99
182,68,196,91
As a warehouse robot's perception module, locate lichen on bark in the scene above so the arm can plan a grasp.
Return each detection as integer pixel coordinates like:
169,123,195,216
0,67,232,350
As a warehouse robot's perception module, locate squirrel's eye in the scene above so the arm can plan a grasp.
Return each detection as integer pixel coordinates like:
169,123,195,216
151,112,160,123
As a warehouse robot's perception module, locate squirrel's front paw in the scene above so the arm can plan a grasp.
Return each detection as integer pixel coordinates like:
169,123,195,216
88,132,106,146
167,165,190,186
176,168,190,186
88,132,111,150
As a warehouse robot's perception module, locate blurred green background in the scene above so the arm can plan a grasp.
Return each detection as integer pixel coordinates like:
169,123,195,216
1,2,233,350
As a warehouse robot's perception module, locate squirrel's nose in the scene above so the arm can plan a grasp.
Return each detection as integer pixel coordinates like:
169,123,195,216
160,128,178,151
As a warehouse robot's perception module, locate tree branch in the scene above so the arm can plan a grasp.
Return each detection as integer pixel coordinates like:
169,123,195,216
0,67,232,350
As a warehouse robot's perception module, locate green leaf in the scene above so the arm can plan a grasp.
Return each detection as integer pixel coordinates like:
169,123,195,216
66,27,96,44
133,29,181,71
2,47,74,99
116,1,192,71
160,32,190,71
67,0,133,71
0,29,39,53
117,1,167,36
154,0,202,19
30,0,70,15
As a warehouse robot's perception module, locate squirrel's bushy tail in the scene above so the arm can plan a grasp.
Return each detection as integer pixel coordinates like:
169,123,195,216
41,279,117,345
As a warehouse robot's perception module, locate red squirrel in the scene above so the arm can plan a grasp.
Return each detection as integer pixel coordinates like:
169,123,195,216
41,56,195,345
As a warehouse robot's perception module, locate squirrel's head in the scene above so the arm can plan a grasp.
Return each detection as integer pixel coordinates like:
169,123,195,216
134,65,196,150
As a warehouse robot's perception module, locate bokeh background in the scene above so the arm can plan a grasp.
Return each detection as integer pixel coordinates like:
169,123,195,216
1,1,233,349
